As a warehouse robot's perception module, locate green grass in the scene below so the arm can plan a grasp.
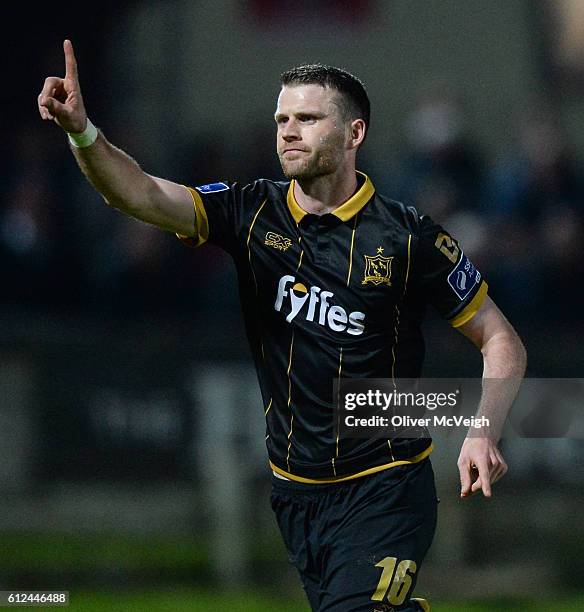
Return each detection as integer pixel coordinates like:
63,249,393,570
0,533,209,573
70,589,306,612
2,533,583,610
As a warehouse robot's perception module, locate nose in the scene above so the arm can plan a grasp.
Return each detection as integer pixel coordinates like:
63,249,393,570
280,118,300,142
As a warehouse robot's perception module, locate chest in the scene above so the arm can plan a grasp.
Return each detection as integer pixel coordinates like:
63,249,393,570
240,204,413,334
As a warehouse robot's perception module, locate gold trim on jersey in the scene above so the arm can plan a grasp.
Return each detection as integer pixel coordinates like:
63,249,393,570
296,248,304,271
270,443,433,484
404,234,412,293
247,198,270,374
285,244,304,470
286,183,306,224
346,214,358,286
332,347,344,476
391,303,401,386
286,241,304,469
264,397,273,416
387,438,395,462
247,198,269,293
388,236,412,462
286,171,375,224
285,331,295,472
390,234,412,383
176,186,209,247
449,281,488,328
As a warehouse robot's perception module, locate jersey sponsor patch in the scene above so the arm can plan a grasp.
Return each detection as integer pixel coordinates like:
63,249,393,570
274,274,366,336
195,182,229,194
265,231,292,251
447,252,481,301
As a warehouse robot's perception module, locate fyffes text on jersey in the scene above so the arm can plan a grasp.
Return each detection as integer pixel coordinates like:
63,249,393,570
274,275,365,336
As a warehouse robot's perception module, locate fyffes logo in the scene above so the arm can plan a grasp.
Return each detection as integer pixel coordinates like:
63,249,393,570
274,275,365,336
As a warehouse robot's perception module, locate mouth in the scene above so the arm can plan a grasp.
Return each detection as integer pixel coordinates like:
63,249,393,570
282,148,308,156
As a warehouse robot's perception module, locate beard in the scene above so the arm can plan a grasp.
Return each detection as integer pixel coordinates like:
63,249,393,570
278,135,345,181
279,155,328,181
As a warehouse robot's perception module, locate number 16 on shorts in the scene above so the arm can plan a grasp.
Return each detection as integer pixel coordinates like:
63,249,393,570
372,557,417,605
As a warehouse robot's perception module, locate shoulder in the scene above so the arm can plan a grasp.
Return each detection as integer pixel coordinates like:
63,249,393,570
193,178,289,203
240,178,289,202
371,190,422,234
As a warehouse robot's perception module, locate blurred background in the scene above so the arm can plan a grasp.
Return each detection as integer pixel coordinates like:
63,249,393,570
1,1,584,610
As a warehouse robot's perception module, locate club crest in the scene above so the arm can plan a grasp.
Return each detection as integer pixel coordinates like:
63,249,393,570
362,247,393,287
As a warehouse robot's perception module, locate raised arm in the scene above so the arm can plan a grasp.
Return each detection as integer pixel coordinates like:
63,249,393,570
455,295,527,498
37,40,195,236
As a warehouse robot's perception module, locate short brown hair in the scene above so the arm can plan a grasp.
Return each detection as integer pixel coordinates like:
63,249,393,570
280,64,370,135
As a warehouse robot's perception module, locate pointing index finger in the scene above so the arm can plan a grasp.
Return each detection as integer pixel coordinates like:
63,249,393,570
64,39,78,80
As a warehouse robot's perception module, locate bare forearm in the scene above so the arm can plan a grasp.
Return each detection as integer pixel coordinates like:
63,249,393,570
476,329,526,440
482,328,527,379
72,131,154,217
70,130,195,234
39,40,195,236
458,298,527,441
456,298,524,496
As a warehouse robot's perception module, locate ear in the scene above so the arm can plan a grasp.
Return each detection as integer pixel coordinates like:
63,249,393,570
348,119,366,150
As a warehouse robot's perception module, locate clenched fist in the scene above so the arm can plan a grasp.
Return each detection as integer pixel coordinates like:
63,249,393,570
38,40,87,134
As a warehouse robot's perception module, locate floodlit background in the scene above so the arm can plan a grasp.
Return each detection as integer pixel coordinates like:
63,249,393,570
1,1,584,610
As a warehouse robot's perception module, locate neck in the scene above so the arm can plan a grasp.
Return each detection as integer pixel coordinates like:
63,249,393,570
294,163,358,216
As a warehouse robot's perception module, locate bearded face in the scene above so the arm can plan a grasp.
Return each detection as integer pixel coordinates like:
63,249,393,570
275,85,349,181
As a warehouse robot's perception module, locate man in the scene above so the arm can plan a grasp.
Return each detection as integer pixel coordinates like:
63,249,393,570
38,41,526,611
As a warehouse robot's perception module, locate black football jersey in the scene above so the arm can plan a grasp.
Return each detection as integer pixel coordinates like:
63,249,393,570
179,172,487,482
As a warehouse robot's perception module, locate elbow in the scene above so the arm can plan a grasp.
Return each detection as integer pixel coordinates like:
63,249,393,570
517,335,527,375
506,324,527,375
101,191,144,215
470,297,526,377
96,174,155,214
482,327,527,377
94,185,130,211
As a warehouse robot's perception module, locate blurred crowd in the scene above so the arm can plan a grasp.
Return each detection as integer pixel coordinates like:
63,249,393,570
2,89,582,328
381,90,583,325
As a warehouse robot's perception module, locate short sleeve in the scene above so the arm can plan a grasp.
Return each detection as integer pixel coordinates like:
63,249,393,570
412,214,488,327
176,181,254,254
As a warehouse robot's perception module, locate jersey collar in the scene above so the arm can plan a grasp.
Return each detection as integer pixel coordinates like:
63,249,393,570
287,171,375,224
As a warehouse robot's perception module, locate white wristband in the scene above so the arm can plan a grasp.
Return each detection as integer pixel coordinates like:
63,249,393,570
68,119,98,148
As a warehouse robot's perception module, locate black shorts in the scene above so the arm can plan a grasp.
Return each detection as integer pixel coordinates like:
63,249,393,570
270,458,438,612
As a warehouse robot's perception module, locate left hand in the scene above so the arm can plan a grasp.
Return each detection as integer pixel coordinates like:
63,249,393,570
457,437,507,498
